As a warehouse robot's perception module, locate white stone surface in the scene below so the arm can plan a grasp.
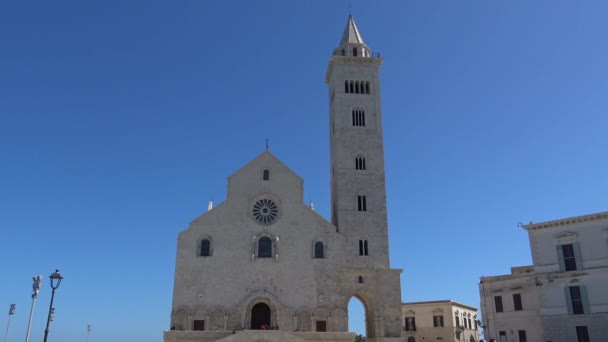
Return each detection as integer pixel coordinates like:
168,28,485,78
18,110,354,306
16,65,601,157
166,16,404,342
480,212,608,342
402,300,480,342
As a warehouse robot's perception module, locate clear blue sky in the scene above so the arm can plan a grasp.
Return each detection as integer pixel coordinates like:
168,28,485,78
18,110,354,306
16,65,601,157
1,1,607,341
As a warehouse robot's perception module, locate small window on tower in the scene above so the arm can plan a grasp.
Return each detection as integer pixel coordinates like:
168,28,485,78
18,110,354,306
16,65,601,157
355,155,366,170
352,108,366,127
353,47,358,57
341,49,345,56
200,239,211,257
263,169,269,181
357,195,367,211
314,241,324,258
358,240,368,256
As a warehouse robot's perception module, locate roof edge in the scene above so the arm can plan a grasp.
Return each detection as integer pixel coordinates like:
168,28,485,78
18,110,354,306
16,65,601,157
522,211,608,231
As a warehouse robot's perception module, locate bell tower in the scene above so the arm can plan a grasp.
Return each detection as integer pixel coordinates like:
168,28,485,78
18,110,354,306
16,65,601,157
326,15,389,269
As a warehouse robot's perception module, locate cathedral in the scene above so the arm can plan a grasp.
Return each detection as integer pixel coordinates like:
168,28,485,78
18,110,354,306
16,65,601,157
164,16,404,342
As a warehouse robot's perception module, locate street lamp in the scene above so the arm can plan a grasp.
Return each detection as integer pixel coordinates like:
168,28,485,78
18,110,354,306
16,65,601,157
3,304,15,342
25,275,42,342
43,269,63,342
87,325,91,342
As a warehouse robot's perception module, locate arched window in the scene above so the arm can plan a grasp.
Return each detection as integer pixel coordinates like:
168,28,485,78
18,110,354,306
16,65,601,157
357,195,367,211
341,49,345,56
366,81,370,94
314,241,324,258
345,80,349,93
407,337,416,342
349,81,354,94
358,240,368,256
258,237,272,258
263,169,269,181
358,275,363,283
352,108,365,127
352,47,357,57
200,239,211,256
355,81,360,94
355,155,366,170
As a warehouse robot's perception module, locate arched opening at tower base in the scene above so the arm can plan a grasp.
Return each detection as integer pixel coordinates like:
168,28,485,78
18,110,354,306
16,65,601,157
251,302,271,330
348,296,368,338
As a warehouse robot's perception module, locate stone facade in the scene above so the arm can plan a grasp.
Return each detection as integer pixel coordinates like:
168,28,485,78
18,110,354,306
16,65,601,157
479,211,608,342
401,301,480,342
165,16,403,342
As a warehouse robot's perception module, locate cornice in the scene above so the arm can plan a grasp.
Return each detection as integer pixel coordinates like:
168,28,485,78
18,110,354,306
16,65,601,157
522,211,608,231
325,56,383,83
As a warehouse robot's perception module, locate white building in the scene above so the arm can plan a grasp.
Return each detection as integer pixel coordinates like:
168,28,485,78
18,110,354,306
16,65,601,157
479,211,608,342
164,16,404,342
402,300,480,342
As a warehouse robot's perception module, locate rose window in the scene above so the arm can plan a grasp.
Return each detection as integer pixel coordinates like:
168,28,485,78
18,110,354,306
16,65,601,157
252,198,279,225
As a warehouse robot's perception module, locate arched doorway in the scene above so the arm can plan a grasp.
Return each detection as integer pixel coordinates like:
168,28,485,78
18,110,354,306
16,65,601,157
348,295,372,338
251,303,271,329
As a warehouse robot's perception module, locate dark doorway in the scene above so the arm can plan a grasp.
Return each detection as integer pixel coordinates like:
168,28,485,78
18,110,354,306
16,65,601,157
251,303,271,329
316,320,327,332
193,320,204,331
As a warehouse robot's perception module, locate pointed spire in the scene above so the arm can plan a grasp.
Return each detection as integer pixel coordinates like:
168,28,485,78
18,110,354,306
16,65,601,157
208,200,214,211
340,15,365,46
332,15,373,58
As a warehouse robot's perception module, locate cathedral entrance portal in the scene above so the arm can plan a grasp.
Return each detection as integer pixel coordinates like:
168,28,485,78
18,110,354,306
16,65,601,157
251,303,271,329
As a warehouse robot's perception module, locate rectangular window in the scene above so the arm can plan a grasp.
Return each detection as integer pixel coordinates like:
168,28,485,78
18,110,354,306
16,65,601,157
518,330,527,342
569,286,585,314
357,196,367,211
562,244,578,271
405,317,416,331
494,296,504,313
576,326,590,342
455,316,460,328
316,320,327,332
513,293,523,311
468,318,472,329
433,315,444,327
499,331,507,342
193,320,205,331
558,243,582,271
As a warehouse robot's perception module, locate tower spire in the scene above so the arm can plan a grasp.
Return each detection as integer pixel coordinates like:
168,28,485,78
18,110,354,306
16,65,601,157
333,15,372,58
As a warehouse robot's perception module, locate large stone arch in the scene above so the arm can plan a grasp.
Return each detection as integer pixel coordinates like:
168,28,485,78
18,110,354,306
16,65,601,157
240,291,281,329
348,292,376,338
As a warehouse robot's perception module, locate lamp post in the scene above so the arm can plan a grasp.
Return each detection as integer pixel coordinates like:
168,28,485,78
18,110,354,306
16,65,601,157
86,325,91,342
25,275,42,342
3,304,15,342
43,269,63,342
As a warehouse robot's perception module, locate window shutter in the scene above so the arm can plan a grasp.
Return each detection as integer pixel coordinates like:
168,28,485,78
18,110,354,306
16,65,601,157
565,287,573,314
580,286,590,314
573,242,583,270
557,245,566,271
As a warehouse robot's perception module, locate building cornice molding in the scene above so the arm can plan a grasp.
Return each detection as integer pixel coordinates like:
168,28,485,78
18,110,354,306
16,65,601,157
325,57,383,83
522,211,608,231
